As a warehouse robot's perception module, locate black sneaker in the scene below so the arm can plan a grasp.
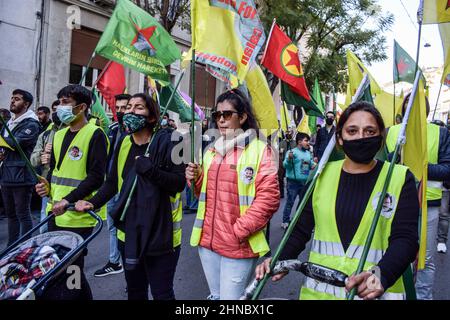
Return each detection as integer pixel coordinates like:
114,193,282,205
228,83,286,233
94,262,123,277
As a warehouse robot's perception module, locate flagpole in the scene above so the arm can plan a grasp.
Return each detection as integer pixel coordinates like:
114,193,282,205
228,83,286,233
0,116,40,181
119,69,185,222
92,60,113,88
347,70,423,300
190,49,196,203
260,18,276,64
432,82,443,120
79,52,96,85
393,81,396,125
251,75,371,300
414,0,424,76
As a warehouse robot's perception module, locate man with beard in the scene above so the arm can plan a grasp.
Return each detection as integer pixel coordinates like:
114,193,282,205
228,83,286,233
0,89,40,245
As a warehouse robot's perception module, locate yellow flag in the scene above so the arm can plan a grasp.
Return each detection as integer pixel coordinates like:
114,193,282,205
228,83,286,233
245,65,278,136
439,22,450,85
403,79,428,269
186,0,266,86
346,50,382,105
373,90,404,128
297,109,311,135
422,0,450,24
0,136,14,151
280,102,291,132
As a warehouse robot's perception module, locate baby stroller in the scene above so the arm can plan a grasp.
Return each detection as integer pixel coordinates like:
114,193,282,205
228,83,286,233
0,207,103,300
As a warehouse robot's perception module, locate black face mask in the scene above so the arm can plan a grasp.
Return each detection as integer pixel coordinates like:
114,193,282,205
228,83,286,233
51,112,61,127
342,135,383,164
326,118,334,126
116,112,125,125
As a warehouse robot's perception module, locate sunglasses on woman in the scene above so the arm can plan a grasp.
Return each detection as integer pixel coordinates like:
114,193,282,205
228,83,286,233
211,110,240,121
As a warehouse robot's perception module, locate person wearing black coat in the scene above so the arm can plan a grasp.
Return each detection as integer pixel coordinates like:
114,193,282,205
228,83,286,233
313,111,336,161
0,89,40,245
75,93,186,300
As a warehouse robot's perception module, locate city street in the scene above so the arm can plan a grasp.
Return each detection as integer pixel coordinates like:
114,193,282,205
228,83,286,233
1,194,449,300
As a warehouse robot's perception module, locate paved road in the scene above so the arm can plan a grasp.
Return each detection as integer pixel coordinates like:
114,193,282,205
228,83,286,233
1,195,449,300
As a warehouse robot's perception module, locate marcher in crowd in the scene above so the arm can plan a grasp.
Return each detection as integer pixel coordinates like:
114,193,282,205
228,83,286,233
280,132,316,230
256,102,420,300
37,106,52,133
186,89,280,300
31,100,62,233
314,111,335,162
1,89,40,245
75,93,186,300
386,94,450,300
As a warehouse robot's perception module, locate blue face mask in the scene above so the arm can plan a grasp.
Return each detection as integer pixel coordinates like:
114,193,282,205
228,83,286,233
161,119,168,126
57,105,77,125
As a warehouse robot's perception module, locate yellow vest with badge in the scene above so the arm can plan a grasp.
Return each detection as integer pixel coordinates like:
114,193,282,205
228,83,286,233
190,137,270,257
115,136,182,246
300,160,408,300
386,123,442,201
47,122,107,227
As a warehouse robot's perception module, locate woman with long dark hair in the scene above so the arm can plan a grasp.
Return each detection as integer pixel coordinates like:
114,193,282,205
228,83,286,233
75,93,186,300
186,89,280,300
256,101,420,300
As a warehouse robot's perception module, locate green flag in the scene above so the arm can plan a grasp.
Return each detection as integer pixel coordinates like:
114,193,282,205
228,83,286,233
308,78,325,134
280,82,323,117
159,85,200,123
95,0,181,83
393,40,424,84
91,88,111,134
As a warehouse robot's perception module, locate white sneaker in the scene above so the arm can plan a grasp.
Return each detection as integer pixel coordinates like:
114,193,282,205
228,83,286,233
281,222,289,230
437,243,447,253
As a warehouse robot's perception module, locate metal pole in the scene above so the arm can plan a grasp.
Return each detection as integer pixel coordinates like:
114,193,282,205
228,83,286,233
347,70,423,300
119,70,186,221
0,115,40,181
190,49,196,202
432,82,443,120
79,52,96,85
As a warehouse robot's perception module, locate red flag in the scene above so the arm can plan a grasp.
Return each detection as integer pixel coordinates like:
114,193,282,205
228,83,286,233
97,61,126,120
261,23,310,101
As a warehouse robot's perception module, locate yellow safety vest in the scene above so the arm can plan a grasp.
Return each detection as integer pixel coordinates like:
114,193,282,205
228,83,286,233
301,160,408,300
386,123,442,201
190,137,270,257
47,122,107,227
115,136,182,246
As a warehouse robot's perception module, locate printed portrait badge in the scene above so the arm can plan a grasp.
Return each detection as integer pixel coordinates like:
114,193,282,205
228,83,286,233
372,192,396,219
68,146,83,161
240,166,255,185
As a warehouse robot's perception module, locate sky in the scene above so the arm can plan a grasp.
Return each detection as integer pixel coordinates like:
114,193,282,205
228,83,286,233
367,0,444,85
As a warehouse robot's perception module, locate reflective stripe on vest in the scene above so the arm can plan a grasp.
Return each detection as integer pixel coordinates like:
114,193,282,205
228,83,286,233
300,160,408,300
190,136,270,257
47,122,107,228
386,123,442,201
116,136,182,246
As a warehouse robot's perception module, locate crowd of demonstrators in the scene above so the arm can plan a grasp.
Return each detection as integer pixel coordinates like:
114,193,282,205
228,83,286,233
186,89,279,300
1,82,450,302
0,89,40,246
75,93,186,300
94,93,131,278
386,94,450,300
280,132,316,230
256,102,420,300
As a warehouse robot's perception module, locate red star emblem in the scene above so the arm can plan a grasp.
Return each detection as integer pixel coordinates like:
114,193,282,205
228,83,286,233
131,22,157,50
285,49,301,74
397,58,409,75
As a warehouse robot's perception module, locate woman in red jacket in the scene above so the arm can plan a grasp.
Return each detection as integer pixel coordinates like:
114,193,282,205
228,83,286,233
186,89,280,300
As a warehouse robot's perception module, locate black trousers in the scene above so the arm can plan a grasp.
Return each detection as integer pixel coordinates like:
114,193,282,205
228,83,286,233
118,240,180,300
1,186,33,246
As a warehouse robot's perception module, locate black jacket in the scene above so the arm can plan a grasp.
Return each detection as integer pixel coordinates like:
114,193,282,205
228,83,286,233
0,118,41,187
313,126,335,160
108,129,186,268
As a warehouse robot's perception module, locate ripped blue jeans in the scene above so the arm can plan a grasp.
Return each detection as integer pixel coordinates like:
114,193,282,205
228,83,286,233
198,247,257,300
